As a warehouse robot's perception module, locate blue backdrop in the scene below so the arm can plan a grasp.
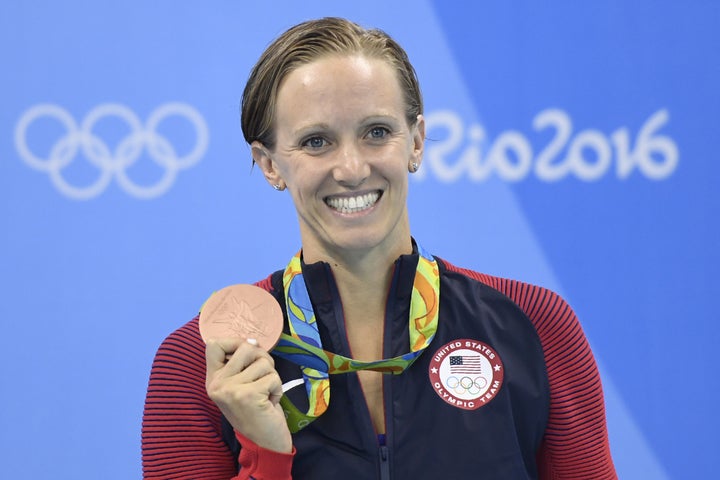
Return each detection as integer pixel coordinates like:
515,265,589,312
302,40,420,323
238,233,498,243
1,1,718,478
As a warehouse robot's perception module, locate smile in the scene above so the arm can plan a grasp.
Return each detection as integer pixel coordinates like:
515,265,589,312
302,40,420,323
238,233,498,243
325,191,381,214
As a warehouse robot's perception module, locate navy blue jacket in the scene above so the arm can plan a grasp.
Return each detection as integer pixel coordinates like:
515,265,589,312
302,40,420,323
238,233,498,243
224,251,552,479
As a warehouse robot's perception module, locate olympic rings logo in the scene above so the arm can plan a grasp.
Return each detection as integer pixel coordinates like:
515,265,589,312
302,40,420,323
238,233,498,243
445,375,488,396
14,103,209,199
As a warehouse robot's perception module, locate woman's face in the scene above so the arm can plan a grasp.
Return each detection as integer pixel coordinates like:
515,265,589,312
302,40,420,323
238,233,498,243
254,55,424,262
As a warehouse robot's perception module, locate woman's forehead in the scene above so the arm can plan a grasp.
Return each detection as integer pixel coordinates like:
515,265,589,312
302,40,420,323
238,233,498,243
276,56,403,113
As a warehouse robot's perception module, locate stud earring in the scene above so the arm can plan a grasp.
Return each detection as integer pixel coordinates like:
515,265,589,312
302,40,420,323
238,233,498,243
272,184,282,191
410,162,419,172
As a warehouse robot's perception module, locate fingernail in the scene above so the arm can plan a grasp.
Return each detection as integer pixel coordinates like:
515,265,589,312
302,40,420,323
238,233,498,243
246,338,258,346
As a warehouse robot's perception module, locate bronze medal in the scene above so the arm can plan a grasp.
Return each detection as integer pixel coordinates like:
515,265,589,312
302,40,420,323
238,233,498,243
199,284,284,351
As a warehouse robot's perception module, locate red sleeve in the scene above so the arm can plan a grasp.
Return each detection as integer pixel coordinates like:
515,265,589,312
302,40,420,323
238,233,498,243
445,263,617,479
235,431,295,480
519,284,616,479
141,317,294,480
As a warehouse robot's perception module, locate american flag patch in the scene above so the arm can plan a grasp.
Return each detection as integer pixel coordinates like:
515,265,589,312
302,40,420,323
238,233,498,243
449,355,483,374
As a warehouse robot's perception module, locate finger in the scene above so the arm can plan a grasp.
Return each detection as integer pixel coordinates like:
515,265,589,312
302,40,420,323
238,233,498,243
266,371,284,405
228,354,277,385
224,337,256,361
250,369,284,406
206,337,244,373
209,339,276,384
224,340,275,371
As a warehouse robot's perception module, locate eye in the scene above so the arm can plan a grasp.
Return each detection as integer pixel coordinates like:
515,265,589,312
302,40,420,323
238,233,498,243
302,136,328,149
367,126,390,139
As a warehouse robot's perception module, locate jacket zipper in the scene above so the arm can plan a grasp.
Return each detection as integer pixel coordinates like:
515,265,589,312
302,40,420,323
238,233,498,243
378,260,404,480
379,444,390,480
380,371,393,479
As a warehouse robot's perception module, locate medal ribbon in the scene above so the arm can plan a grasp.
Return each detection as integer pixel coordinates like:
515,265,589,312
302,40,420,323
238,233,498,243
273,244,439,432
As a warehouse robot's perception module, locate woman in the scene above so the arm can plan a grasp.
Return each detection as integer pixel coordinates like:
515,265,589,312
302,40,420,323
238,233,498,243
142,17,617,479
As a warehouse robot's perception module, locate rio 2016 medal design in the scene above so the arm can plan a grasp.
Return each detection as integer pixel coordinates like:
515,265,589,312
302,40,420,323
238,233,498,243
199,284,284,352
428,339,504,410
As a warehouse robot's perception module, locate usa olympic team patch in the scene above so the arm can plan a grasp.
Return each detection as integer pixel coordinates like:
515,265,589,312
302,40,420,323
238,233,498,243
428,339,504,410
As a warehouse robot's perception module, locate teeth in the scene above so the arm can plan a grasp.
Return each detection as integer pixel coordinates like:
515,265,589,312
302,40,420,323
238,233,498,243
326,192,380,214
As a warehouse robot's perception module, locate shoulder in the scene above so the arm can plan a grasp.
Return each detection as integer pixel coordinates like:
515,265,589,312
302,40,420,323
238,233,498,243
153,316,205,369
437,257,603,408
437,256,580,343
436,257,595,382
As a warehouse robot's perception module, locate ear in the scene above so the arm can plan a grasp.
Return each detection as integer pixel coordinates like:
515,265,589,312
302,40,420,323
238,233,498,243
251,141,285,190
410,114,425,170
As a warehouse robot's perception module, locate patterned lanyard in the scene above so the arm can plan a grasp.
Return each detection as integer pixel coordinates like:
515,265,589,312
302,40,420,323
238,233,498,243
272,244,440,433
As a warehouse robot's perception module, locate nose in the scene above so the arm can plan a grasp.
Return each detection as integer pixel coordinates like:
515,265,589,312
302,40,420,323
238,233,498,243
332,141,370,187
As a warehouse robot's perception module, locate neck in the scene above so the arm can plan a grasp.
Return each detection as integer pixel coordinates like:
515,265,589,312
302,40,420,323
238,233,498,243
333,258,392,322
303,237,414,327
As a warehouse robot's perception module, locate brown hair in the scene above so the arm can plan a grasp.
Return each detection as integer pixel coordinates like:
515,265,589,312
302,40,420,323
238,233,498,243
241,17,423,151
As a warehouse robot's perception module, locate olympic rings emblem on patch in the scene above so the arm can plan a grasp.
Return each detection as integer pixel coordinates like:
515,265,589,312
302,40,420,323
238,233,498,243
428,339,504,410
14,103,209,199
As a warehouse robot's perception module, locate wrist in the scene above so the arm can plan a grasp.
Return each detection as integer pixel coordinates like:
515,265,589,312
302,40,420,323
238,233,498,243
235,430,295,478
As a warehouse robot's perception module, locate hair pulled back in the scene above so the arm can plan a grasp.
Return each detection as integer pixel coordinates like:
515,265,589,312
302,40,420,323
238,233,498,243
241,17,423,151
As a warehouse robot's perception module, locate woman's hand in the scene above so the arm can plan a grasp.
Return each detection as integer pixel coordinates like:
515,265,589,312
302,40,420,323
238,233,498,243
205,337,292,453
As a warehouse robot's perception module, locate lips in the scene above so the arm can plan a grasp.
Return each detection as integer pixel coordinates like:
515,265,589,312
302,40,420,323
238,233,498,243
324,191,381,214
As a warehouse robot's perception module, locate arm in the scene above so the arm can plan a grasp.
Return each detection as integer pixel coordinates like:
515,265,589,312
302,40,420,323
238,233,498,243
142,318,294,479
528,288,617,479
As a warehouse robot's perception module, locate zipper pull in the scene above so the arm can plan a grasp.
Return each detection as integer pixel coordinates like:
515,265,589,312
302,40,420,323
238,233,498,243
379,445,390,479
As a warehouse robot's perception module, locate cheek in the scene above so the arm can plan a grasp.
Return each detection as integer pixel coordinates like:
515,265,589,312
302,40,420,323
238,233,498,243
275,157,304,187
383,155,411,179
284,168,323,202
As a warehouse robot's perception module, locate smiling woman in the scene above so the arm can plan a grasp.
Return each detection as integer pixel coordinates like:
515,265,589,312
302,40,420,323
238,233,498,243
142,17,617,480
252,54,423,264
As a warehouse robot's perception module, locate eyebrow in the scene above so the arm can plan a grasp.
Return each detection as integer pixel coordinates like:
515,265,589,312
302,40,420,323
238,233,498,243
293,115,401,137
360,114,401,125
293,123,331,138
